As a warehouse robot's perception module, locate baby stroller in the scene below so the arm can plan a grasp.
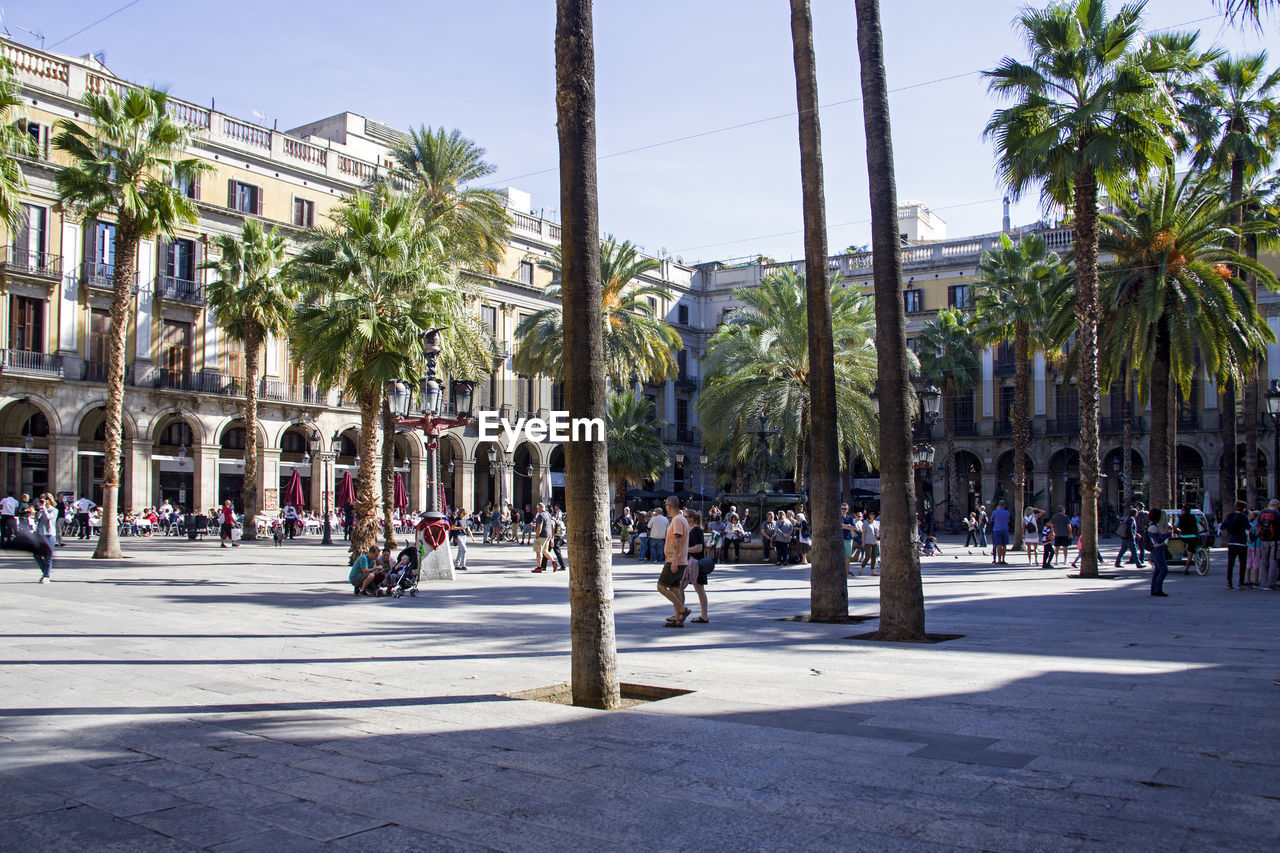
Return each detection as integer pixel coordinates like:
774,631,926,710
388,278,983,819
384,545,420,598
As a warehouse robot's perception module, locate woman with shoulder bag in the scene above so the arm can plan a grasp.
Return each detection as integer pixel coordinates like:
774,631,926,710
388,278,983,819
682,508,714,623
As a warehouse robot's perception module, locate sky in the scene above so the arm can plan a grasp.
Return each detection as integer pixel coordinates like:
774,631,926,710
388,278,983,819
3,1,1273,265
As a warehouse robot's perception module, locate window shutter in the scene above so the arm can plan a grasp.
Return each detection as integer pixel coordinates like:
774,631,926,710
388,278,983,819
227,179,236,209
254,186,263,217
191,241,202,285
192,175,201,202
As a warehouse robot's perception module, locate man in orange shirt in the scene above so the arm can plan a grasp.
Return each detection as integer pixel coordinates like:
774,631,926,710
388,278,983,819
656,495,690,627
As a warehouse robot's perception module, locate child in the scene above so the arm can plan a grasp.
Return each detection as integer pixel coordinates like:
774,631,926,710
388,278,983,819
922,536,941,556
1041,524,1055,570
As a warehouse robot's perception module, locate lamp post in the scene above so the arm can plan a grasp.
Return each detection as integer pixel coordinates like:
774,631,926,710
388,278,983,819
387,328,475,523
487,446,512,509
699,450,709,516
1266,380,1280,500
311,430,334,545
675,449,686,497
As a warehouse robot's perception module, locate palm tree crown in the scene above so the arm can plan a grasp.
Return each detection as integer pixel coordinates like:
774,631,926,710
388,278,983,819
606,390,667,506
0,57,35,234
514,235,681,383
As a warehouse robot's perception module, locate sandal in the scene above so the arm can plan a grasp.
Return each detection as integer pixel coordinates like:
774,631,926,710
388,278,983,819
681,608,691,619
690,616,709,623
664,619,685,628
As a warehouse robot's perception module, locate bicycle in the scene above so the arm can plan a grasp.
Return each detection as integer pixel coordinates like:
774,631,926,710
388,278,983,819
1167,534,1209,576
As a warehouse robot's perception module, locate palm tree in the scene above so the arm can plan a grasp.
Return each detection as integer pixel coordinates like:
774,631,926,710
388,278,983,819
203,219,293,540
1099,166,1277,509
917,310,981,530
54,87,207,559
855,0,924,640
1185,52,1280,508
983,0,1180,578
388,126,512,273
971,234,1067,548
789,0,845,622
697,270,879,493
513,235,681,384
1216,0,1277,27
0,57,35,234
555,0,622,710
289,186,491,559
606,390,667,510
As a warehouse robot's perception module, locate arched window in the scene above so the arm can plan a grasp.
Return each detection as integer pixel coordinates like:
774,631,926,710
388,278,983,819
221,427,246,450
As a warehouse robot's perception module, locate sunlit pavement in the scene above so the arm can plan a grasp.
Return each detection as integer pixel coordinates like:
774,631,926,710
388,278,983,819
1,533,1276,851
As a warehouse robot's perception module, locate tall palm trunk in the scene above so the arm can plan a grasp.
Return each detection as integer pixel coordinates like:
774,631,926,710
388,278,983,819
556,0,621,710
855,0,924,640
240,326,262,540
1220,380,1237,511
790,0,845,622
1122,365,1134,512
1072,169,1101,578
944,407,958,527
1012,323,1030,550
1245,226,1261,502
1149,322,1173,509
93,224,139,560
350,386,381,561
381,399,397,549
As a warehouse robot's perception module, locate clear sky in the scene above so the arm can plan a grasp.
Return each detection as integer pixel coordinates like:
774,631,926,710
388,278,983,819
4,1,1272,264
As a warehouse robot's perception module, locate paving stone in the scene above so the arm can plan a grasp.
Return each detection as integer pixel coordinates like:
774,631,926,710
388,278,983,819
248,798,387,841
129,802,273,848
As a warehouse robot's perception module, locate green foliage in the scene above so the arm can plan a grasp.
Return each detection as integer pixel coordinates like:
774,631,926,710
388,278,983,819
971,233,1068,356
697,269,879,482
203,219,295,350
917,308,980,398
513,235,681,383
1184,52,1280,181
1098,164,1278,401
0,58,35,235
389,126,512,273
53,86,207,239
606,390,667,495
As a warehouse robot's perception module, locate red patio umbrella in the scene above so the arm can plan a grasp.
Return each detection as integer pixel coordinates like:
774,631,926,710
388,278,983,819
337,471,356,508
283,469,305,508
393,471,409,511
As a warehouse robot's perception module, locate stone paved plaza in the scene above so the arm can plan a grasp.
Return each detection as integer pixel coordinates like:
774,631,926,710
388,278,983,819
1,533,1277,851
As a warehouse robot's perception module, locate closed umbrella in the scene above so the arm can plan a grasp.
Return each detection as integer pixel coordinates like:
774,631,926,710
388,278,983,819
393,471,409,511
337,471,356,508
283,469,305,508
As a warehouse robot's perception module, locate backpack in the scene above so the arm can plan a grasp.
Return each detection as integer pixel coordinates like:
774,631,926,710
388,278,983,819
1259,508,1280,541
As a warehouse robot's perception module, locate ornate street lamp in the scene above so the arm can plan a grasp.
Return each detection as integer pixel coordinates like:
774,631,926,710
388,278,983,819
1266,380,1280,498
310,430,334,545
699,450,709,515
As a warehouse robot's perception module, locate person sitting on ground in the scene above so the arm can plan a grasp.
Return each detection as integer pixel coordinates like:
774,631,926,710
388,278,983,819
349,544,384,595
922,536,942,556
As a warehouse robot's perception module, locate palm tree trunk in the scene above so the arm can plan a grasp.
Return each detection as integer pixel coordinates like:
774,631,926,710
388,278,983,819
1072,169,1101,579
381,399,397,550
556,0,621,710
1150,322,1172,509
351,385,381,561
1122,365,1134,512
1012,324,1030,550
1220,380,1237,513
789,0,845,622
240,327,262,540
945,412,958,528
1245,226,1261,505
855,0,924,640
93,224,139,560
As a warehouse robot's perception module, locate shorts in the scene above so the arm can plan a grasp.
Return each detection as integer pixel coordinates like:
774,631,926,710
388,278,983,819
220,522,233,537
992,531,1009,547
842,539,854,558
1055,535,1070,548
533,537,550,556
658,562,682,588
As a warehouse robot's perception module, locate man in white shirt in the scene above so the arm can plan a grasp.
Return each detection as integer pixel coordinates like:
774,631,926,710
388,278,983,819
284,504,299,539
0,492,18,544
75,495,96,540
859,511,881,576
647,508,669,563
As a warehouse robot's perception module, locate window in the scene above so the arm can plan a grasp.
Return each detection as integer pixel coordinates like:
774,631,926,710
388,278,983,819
161,320,192,375
165,239,196,282
903,288,923,313
160,421,194,447
480,305,497,335
12,204,47,269
226,338,245,381
92,221,116,270
281,431,308,454
221,427,246,450
173,172,200,200
677,304,689,325
647,296,658,316
9,296,44,352
677,349,688,379
1054,383,1079,425
999,385,1015,426
906,337,920,354
676,398,689,433
227,180,262,215
517,260,534,285
89,309,110,365
24,121,42,152
948,284,971,310
292,197,314,228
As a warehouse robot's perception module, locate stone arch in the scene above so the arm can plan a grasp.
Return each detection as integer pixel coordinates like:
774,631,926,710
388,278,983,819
0,397,57,498
149,408,208,445
71,400,137,441
472,439,503,510
952,449,982,517
1046,448,1080,515
512,441,540,512
1175,445,1205,509
0,395,61,436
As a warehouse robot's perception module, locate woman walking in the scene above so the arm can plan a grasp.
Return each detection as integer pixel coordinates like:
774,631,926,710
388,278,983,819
451,509,471,571
34,495,58,583
963,512,978,548
682,509,712,624
1148,508,1171,597
1024,507,1044,565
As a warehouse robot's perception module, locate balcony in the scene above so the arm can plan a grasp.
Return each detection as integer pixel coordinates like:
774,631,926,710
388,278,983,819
156,276,205,304
993,359,1016,378
83,261,115,289
259,379,321,405
1101,416,1146,433
83,360,136,385
992,420,1013,436
155,368,237,395
0,349,63,377
952,421,977,437
1177,410,1201,431
675,372,698,391
1046,416,1080,435
2,246,61,280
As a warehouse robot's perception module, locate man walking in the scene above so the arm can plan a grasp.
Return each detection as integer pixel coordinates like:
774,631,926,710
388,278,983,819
840,503,856,576
531,502,555,573
647,506,669,564
1258,500,1280,590
990,499,1011,565
860,511,880,576
656,495,690,626
0,492,17,544
1051,506,1072,566
1114,507,1141,567
976,505,989,550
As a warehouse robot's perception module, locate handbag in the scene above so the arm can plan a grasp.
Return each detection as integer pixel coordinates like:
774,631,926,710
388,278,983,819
697,555,716,575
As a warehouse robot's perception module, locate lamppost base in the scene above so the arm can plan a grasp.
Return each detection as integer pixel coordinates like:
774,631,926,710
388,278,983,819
321,523,333,546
